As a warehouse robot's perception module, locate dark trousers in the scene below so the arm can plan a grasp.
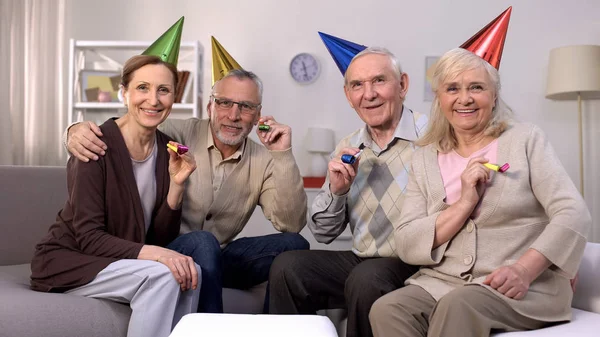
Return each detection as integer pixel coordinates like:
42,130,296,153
167,230,309,313
268,250,418,337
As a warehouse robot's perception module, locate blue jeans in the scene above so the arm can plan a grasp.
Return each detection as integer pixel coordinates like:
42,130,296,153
167,231,309,313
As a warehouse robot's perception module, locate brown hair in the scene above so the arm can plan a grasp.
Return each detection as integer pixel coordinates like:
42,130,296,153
120,55,179,94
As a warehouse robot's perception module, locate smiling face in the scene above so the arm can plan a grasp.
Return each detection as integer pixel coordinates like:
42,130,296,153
438,66,496,137
122,63,175,129
344,53,408,130
207,76,261,149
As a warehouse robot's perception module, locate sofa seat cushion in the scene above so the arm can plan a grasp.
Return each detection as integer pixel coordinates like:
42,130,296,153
0,264,130,337
491,308,600,336
222,282,267,314
170,313,339,337
572,242,600,312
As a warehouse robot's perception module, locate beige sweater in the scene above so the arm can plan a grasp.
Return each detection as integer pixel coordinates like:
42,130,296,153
396,122,590,322
160,118,307,245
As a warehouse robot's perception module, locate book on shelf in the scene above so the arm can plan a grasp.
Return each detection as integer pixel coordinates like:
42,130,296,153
175,71,190,103
181,73,194,104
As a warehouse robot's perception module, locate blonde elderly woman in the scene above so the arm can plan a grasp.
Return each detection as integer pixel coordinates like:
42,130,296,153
368,48,591,337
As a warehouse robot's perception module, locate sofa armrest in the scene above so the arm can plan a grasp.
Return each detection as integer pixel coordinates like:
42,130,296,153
572,242,600,313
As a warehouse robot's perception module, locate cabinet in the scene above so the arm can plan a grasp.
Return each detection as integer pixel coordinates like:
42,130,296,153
67,39,204,126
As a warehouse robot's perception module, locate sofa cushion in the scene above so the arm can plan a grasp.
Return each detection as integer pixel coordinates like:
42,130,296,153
0,165,67,265
223,282,267,313
0,264,130,337
491,308,600,336
572,242,600,313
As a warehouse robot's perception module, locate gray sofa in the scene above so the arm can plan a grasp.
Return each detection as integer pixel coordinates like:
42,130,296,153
5,165,596,337
0,165,266,337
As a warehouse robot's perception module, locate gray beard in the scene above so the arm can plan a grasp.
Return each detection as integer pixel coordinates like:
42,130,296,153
209,117,250,146
214,125,250,146
215,130,245,146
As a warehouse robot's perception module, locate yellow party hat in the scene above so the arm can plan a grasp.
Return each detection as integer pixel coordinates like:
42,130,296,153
211,36,243,85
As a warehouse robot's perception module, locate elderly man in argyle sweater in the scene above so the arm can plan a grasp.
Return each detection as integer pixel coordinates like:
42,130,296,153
269,47,428,337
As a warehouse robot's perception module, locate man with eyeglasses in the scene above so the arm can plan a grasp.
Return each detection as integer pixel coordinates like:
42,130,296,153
269,47,428,337
64,69,309,314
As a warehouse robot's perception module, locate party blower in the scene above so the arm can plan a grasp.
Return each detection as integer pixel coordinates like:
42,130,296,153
484,162,510,173
167,143,189,155
341,144,365,165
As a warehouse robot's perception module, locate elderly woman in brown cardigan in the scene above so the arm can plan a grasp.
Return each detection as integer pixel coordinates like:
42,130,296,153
369,48,590,337
30,54,200,337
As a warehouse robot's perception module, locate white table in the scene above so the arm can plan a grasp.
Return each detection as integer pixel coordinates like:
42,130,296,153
170,313,339,337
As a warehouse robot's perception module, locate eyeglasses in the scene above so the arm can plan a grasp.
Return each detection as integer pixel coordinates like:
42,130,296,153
210,96,261,115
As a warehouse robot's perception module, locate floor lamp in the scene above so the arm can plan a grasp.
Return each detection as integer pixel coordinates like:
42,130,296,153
545,45,600,197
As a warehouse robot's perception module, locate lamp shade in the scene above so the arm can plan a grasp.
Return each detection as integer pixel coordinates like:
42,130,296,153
305,127,335,153
546,45,600,100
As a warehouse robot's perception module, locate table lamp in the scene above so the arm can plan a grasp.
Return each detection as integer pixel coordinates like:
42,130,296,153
305,127,335,177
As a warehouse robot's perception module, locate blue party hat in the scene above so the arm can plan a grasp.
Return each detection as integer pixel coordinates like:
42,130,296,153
318,32,367,75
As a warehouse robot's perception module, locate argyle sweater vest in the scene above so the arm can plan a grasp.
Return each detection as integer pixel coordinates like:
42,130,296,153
345,111,428,257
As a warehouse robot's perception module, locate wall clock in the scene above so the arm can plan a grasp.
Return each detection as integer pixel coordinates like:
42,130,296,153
289,53,320,84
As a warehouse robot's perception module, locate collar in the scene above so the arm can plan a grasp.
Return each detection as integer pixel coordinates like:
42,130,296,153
206,122,245,160
355,106,419,148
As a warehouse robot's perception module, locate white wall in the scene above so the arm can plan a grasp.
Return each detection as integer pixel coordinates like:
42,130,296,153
67,0,600,241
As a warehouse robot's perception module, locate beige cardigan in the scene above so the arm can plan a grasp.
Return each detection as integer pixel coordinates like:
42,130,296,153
396,122,590,322
160,118,307,246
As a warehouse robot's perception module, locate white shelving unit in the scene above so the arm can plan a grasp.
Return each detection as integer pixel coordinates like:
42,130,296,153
67,39,203,126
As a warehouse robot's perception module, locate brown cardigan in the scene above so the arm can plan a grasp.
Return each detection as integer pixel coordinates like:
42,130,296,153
30,118,182,292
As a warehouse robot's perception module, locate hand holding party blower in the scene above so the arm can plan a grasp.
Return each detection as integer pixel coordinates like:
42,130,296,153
166,143,189,155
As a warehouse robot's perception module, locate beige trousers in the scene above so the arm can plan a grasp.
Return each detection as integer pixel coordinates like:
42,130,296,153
369,284,548,337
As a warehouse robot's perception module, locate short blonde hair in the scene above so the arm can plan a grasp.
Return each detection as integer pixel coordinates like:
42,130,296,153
416,48,513,152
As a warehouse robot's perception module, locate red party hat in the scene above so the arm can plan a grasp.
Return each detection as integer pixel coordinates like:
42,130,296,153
460,6,512,69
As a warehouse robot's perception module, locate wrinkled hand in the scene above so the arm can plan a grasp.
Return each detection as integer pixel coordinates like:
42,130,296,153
167,141,197,186
329,147,361,196
67,122,107,162
484,263,531,300
458,157,490,209
138,245,198,291
256,116,292,151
